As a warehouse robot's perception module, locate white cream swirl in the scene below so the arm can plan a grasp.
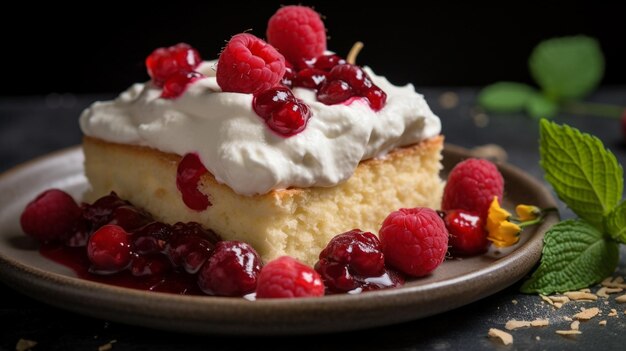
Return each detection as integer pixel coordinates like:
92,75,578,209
80,61,441,196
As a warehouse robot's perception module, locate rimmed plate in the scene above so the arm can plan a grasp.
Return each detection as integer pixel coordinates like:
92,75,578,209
0,145,558,335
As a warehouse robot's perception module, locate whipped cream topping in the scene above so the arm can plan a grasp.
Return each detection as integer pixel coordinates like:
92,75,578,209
80,61,441,196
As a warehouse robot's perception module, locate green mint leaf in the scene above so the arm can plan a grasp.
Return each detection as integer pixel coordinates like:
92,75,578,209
521,219,619,294
540,119,623,229
606,200,626,243
526,93,558,119
529,36,604,101
478,82,535,113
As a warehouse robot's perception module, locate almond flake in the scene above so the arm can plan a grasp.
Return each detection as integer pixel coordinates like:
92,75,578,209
15,339,37,351
511,299,518,305
556,330,582,335
565,291,597,301
615,294,626,303
599,320,607,326
578,288,591,293
488,328,513,345
608,309,618,317
540,294,555,306
602,276,626,289
554,302,563,309
574,307,600,320
531,319,549,327
597,287,623,297
549,296,570,304
505,320,531,330
570,320,580,330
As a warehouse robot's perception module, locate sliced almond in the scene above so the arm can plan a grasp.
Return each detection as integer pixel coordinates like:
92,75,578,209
505,320,531,330
602,276,626,289
549,295,570,304
578,288,592,293
574,307,600,320
615,294,626,303
488,328,513,345
511,299,518,305
556,330,582,335
540,294,555,306
570,320,580,330
531,319,549,327
599,320,607,326
597,287,623,297
565,291,597,301
563,316,573,321
16,339,37,351
608,309,618,317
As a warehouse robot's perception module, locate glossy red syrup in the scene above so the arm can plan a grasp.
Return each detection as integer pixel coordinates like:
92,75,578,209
176,153,211,211
40,244,203,295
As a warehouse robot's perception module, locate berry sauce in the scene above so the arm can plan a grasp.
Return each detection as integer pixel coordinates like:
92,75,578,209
40,244,203,295
176,153,211,211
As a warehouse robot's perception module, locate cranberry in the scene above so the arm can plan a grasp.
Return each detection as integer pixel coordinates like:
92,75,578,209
176,153,211,211
320,230,385,277
328,64,373,93
293,68,327,90
281,64,296,88
161,71,204,99
146,43,202,87
267,100,310,136
315,258,357,291
82,192,127,230
442,210,489,256
108,205,151,232
133,222,173,242
167,222,217,274
87,225,132,273
252,86,294,119
131,254,169,277
313,54,346,71
315,229,398,294
365,87,387,111
197,241,262,296
317,80,354,105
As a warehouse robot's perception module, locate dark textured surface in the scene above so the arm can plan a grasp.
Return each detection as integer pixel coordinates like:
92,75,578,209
1,89,626,349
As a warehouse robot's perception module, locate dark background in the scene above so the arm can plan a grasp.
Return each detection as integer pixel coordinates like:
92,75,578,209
2,1,625,96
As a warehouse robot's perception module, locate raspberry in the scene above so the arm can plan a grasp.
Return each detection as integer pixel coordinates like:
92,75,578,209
442,210,489,256
197,241,262,297
442,158,504,220
87,224,132,273
216,33,286,94
379,208,449,277
146,43,202,87
267,5,326,65
256,256,324,298
20,189,81,242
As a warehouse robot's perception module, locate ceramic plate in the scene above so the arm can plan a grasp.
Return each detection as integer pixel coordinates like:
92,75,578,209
0,145,558,335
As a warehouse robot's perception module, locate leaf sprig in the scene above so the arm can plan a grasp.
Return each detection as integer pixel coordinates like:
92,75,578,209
521,120,624,294
477,36,623,119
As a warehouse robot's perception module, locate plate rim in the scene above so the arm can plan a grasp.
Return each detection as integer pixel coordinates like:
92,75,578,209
0,145,559,335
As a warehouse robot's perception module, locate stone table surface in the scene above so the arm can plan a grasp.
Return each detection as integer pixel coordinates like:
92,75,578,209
1,88,626,350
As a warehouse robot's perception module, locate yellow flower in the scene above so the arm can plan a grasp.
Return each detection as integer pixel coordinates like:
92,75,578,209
515,204,541,221
486,197,521,248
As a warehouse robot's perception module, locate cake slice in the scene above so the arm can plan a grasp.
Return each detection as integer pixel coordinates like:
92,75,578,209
83,135,443,265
